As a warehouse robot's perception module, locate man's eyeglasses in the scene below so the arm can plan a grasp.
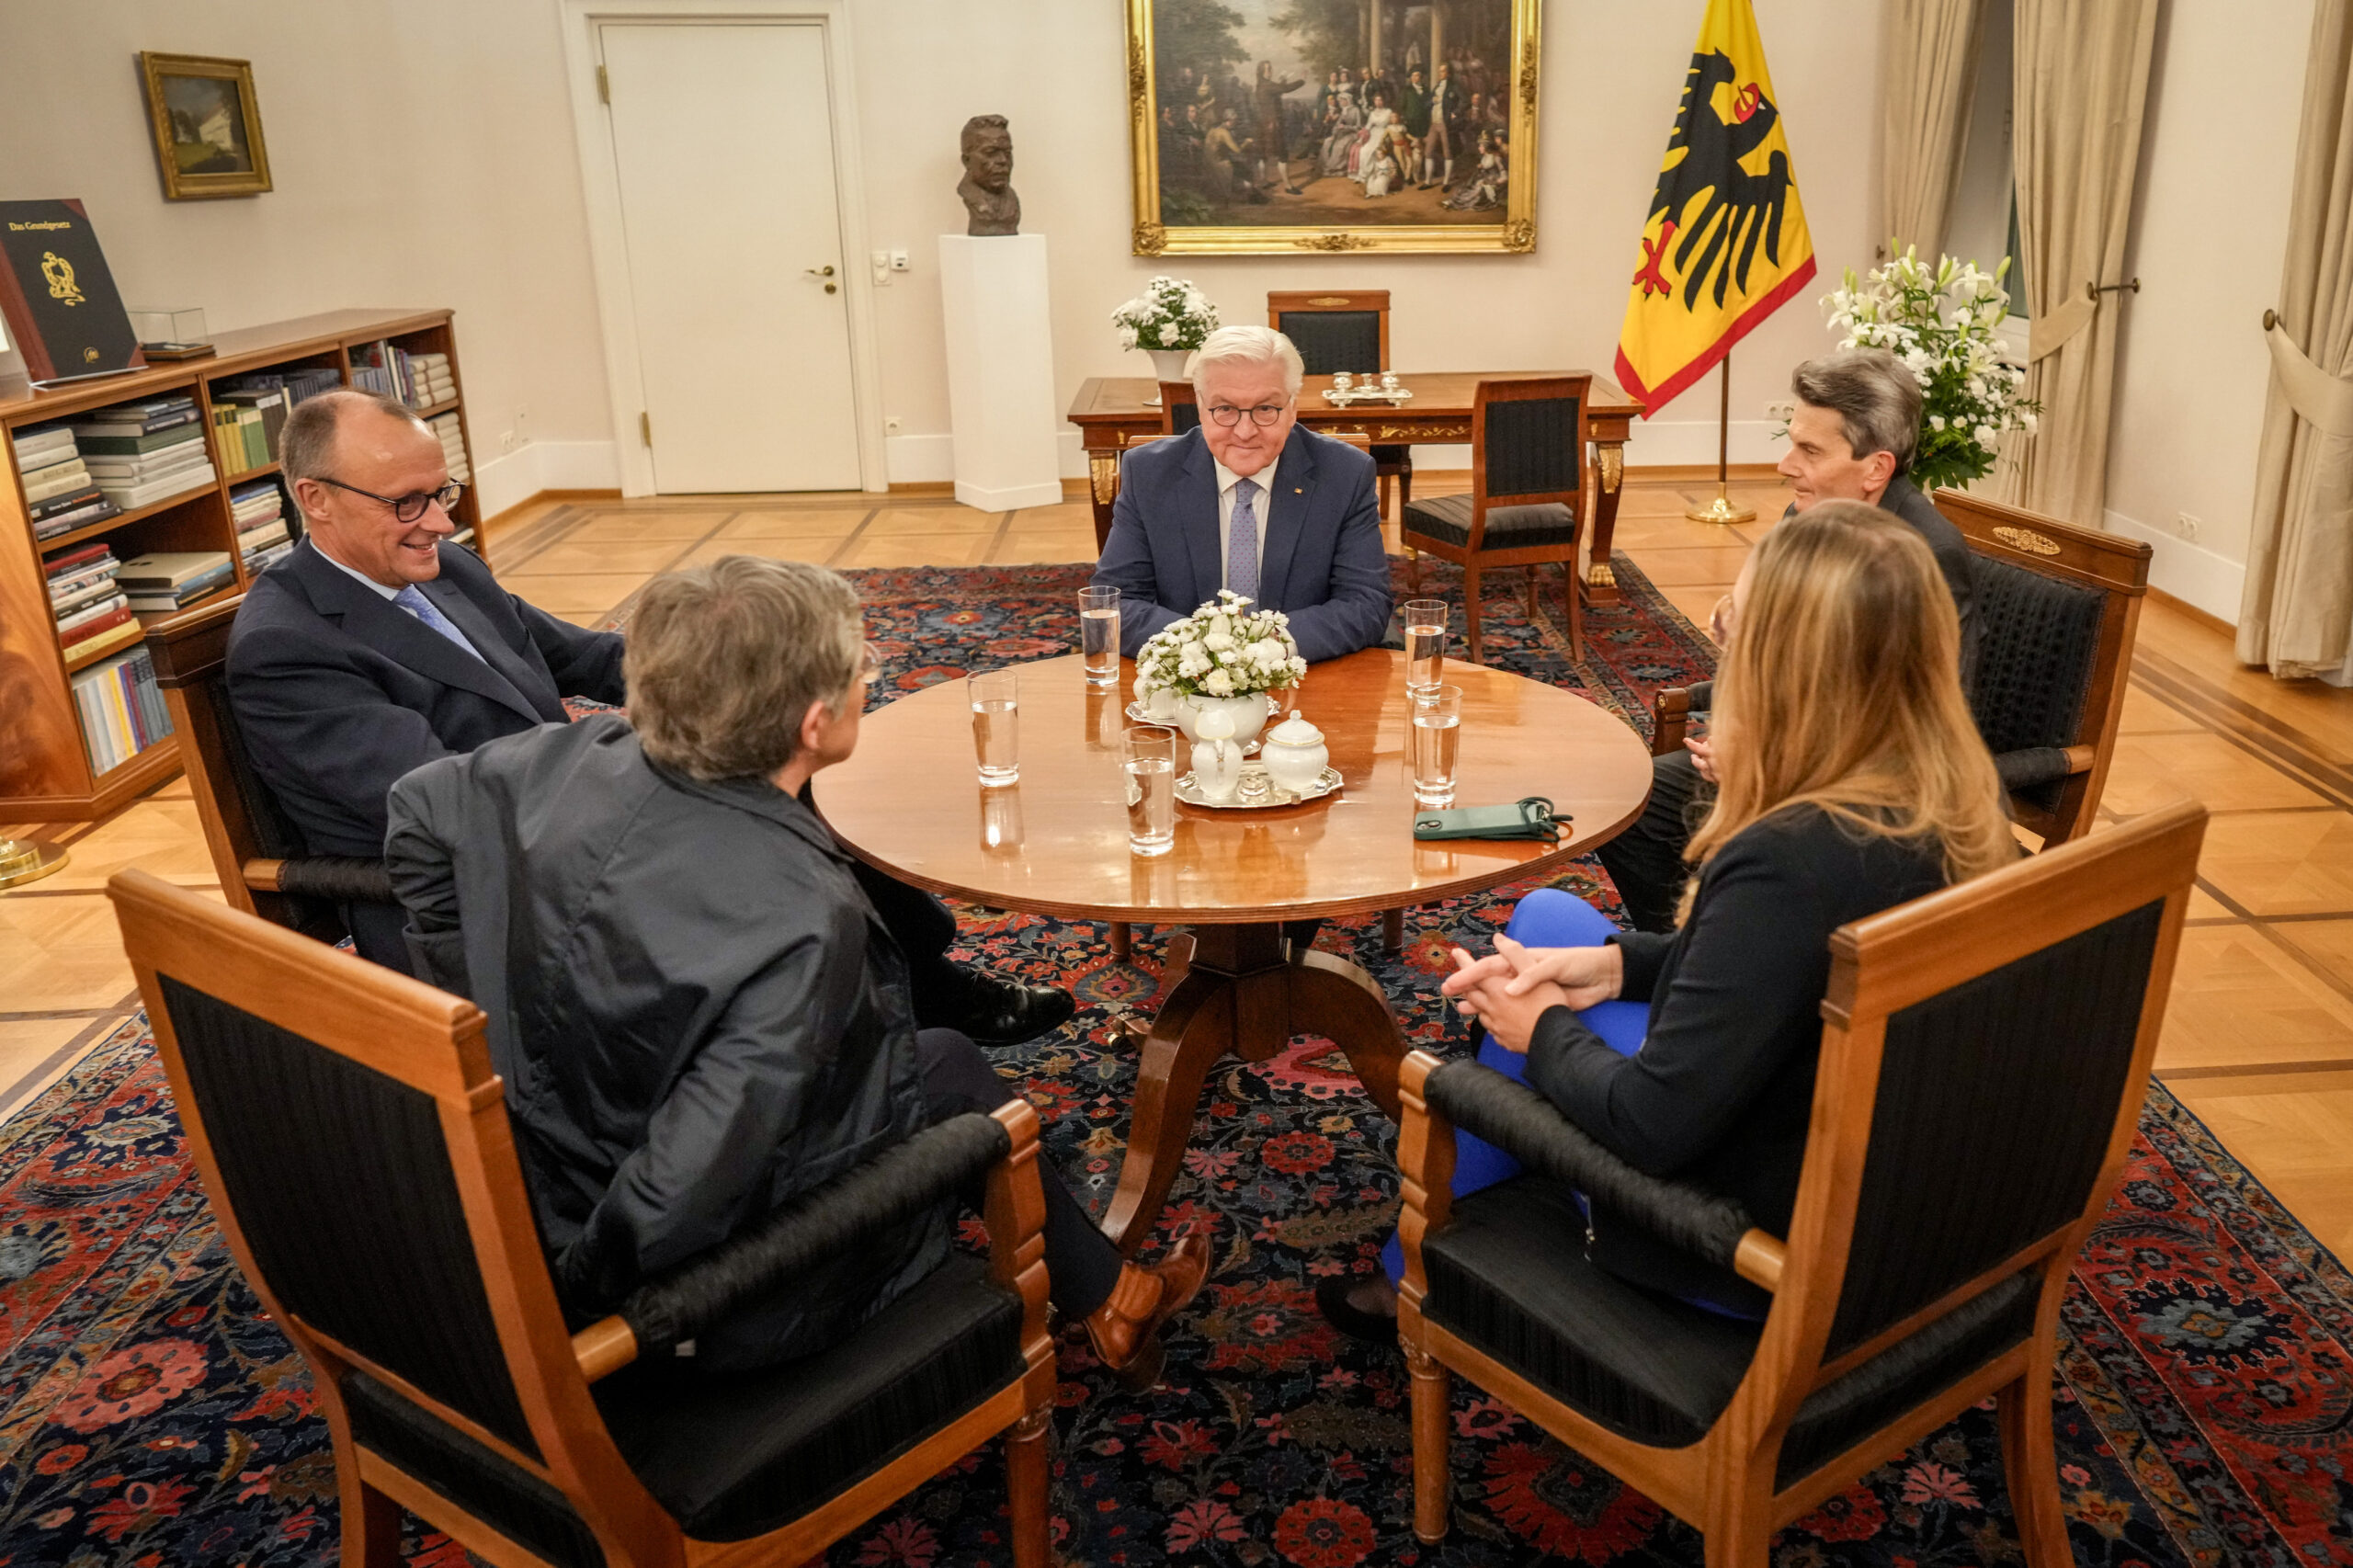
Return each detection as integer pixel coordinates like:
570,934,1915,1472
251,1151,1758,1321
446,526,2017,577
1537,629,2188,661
1204,403,1290,427
314,476,466,525
856,642,883,687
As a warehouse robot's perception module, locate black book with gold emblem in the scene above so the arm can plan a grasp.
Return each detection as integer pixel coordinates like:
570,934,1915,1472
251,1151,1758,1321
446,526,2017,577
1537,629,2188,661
0,199,142,385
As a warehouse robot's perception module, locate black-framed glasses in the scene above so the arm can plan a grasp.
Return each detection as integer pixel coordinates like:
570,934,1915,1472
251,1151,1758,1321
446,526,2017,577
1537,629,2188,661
1204,402,1290,427
314,476,465,525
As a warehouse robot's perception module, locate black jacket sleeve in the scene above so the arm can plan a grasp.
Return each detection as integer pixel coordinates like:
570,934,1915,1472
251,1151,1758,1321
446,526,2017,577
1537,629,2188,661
516,594,628,706
1524,830,1831,1176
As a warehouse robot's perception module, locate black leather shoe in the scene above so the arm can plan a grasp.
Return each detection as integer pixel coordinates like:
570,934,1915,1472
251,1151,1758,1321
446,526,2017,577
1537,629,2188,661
955,971,1076,1048
1314,1273,1401,1346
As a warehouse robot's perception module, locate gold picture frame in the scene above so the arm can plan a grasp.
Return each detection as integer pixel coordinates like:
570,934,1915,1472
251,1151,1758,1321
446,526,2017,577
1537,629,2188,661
139,52,273,201
1125,0,1539,256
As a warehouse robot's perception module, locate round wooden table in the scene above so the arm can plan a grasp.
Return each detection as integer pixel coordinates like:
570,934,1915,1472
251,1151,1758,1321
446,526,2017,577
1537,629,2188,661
821,649,1654,1251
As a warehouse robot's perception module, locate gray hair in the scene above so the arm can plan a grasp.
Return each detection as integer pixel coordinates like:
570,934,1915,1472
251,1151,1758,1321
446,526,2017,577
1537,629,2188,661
1189,324,1304,400
281,388,429,495
625,556,864,780
1790,350,1922,474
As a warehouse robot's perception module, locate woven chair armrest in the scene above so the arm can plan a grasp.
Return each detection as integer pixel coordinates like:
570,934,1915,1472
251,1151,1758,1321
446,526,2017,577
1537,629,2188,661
613,1112,1013,1360
1995,745,2093,793
1424,1057,1769,1277
243,856,398,904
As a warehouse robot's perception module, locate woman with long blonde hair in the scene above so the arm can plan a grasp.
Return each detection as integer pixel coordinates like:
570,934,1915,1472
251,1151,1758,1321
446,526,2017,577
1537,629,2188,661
1320,501,2014,1337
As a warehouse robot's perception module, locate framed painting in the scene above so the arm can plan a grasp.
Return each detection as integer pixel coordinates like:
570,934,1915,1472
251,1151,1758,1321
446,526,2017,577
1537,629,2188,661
138,52,273,200
1125,0,1539,256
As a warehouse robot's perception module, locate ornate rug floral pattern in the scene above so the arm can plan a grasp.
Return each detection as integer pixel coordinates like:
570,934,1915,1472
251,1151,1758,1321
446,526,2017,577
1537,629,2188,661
1,561,2345,1566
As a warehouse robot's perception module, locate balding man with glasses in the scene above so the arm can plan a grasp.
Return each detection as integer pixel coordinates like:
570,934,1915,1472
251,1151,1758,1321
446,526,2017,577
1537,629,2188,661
1093,325,1392,664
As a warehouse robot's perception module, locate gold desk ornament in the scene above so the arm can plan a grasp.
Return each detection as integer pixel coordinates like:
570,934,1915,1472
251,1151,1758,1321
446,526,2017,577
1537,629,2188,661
0,837,70,891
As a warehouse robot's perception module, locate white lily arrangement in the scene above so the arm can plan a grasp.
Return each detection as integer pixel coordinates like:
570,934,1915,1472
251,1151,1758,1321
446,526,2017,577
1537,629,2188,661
1821,245,2043,494
1111,275,1221,353
1134,591,1307,700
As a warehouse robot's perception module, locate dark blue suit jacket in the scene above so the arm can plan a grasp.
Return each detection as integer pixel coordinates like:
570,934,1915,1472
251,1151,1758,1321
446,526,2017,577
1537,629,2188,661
1090,425,1392,663
226,539,626,859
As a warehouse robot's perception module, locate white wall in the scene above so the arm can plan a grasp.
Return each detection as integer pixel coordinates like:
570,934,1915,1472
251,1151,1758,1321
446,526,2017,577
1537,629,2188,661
2100,0,2311,621
0,0,619,515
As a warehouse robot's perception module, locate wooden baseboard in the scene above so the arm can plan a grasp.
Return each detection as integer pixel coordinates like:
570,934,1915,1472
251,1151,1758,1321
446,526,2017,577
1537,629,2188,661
481,488,620,533
2148,586,2234,636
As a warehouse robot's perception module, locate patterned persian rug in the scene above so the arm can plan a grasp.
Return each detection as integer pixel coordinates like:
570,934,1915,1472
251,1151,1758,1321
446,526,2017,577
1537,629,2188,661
2,561,2347,1567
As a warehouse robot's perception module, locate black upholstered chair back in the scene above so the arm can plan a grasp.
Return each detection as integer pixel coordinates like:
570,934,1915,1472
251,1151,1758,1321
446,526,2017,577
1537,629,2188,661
1967,554,2106,810
1267,290,1390,376
1158,380,1201,436
1474,376,1588,504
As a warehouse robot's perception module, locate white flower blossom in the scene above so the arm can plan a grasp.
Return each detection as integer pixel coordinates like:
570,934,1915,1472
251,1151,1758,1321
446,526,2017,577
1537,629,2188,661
1974,424,1998,448
1929,414,1946,431
1203,667,1233,696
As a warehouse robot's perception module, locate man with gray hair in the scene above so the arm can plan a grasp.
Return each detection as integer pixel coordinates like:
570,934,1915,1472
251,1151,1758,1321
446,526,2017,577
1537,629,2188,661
1594,348,1979,933
1091,324,1391,662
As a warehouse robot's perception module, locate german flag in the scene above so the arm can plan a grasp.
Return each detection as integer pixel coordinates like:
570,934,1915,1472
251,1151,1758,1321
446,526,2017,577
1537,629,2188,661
1614,0,1816,415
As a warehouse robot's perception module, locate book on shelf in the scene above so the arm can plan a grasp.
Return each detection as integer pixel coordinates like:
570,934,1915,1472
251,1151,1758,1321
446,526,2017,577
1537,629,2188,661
91,464,218,510
217,367,339,410
82,442,208,479
237,520,290,551
74,423,206,457
62,615,142,666
244,539,294,574
56,587,129,629
24,461,95,504
0,199,142,385
69,395,199,437
116,550,232,588
51,575,123,617
30,492,119,540
71,646,173,775
12,424,76,466
17,442,82,478
45,540,116,577
213,385,290,462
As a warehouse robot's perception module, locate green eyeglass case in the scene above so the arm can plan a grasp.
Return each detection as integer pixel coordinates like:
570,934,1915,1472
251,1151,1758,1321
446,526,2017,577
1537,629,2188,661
1411,796,1568,843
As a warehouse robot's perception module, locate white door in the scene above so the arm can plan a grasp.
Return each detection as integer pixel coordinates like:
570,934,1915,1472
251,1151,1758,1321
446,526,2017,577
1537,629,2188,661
598,22,859,492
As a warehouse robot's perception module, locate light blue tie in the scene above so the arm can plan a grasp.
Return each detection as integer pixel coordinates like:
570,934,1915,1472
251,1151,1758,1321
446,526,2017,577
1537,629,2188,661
1228,478,1261,604
393,585,486,664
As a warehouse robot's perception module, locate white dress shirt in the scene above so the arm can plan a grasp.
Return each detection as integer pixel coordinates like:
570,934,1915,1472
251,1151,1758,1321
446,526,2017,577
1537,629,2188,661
1212,452,1279,589
316,542,404,602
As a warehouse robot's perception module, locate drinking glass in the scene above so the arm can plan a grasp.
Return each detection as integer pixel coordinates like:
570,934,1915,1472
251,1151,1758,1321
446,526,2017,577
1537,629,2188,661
1122,726,1177,857
1079,585,1120,687
1403,597,1448,696
968,668,1019,786
1411,685,1462,807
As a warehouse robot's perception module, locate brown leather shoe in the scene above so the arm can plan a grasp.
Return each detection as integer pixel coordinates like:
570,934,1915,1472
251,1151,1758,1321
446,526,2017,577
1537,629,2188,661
1081,1225,1213,1389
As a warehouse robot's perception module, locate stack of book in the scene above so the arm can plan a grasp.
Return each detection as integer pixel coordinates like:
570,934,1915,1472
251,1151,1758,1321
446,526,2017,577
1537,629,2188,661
233,481,293,573
50,541,138,665
73,646,173,775
15,424,119,541
70,395,218,510
427,411,472,483
218,366,341,411
116,551,234,614
407,351,457,408
210,383,290,474
349,340,456,409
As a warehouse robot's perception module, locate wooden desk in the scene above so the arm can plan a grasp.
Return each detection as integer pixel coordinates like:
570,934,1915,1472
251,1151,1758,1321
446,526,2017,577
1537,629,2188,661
1065,371,1644,606
820,648,1654,1251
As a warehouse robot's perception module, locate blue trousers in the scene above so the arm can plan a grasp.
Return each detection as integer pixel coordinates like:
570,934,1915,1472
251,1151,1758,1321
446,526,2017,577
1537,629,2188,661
1381,889,1645,1283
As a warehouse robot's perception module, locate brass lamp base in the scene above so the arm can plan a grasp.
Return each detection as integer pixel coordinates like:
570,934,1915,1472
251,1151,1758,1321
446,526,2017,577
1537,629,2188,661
1685,484,1756,526
0,837,69,890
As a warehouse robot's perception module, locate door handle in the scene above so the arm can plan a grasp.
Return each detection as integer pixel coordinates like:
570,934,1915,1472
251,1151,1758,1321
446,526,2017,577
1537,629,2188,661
806,265,835,277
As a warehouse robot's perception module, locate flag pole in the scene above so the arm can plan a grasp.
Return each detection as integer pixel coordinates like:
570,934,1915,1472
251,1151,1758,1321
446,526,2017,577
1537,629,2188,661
1684,350,1756,525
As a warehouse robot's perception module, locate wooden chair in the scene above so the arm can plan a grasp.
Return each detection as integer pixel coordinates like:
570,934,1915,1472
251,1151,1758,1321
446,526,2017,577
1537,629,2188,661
142,595,401,944
1267,290,1412,518
1396,799,2205,1563
1650,493,2152,844
1400,376,1591,665
108,869,1058,1568
1157,381,1201,436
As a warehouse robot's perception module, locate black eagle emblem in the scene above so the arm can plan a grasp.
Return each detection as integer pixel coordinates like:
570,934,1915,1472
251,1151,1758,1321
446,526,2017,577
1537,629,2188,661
1637,49,1796,312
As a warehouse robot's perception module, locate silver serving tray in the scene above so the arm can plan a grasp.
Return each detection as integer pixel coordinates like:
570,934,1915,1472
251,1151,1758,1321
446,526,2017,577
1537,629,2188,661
1176,763,1342,809
1321,386,1415,406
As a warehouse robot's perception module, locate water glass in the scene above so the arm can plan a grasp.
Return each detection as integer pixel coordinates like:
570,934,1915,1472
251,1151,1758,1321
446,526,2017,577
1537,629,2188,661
1122,726,1177,857
969,668,1019,786
1411,685,1462,807
1403,597,1447,696
1079,585,1120,687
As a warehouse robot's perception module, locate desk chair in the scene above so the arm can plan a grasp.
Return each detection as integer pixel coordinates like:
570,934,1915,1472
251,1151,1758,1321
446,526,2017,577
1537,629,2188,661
1651,494,2151,845
1400,376,1591,664
142,596,400,944
1396,800,2205,1563
108,869,1058,1568
1158,381,1201,436
1267,290,1412,518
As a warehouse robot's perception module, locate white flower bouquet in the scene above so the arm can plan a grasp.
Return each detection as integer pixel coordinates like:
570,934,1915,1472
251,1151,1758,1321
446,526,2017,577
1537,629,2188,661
1821,245,2043,493
1111,275,1221,353
1134,590,1307,701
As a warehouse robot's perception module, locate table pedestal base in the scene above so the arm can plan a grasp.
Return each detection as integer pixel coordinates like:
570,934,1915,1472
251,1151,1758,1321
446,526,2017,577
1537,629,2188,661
1101,923,1405,1254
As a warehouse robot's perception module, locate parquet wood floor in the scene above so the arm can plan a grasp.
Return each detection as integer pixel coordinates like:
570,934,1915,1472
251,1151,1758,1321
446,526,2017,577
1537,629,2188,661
5,472,2348,1259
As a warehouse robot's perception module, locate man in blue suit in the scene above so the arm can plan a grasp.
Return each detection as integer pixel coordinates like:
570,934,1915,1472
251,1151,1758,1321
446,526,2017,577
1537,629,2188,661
1092,325,1392,663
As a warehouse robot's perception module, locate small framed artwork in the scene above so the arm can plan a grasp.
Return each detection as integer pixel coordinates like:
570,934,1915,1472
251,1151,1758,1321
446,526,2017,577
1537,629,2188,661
138,52,273,200
1124,0,1540,256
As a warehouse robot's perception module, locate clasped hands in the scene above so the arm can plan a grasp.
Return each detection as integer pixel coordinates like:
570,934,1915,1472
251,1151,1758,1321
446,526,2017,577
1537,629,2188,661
1439,936,1624,1054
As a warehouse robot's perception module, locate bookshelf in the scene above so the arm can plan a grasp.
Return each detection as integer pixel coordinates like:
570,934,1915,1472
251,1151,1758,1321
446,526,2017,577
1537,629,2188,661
0,308,486,820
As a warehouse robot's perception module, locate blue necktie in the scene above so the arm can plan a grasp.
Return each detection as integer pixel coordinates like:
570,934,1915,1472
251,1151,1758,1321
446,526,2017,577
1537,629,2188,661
393,585,486,664
1228,478,1261,604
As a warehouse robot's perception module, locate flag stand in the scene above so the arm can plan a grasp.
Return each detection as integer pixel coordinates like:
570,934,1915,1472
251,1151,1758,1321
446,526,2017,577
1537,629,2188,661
1684,350,1756,525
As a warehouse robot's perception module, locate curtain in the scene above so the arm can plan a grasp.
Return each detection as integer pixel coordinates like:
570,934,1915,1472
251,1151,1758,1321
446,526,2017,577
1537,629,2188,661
2236,0,2353,682
1991,0,2160,526
1881,0,1984,259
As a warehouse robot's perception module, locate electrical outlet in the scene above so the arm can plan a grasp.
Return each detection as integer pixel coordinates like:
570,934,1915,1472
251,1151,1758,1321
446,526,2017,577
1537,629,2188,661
889,249,910,272
2177,512,2201,540
498,429,517,454
1763,400,1796,422
885,415,904,437
870,249,892,286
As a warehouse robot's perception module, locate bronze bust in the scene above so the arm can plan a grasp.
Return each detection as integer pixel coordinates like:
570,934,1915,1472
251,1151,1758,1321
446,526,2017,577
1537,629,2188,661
958,114,1020,236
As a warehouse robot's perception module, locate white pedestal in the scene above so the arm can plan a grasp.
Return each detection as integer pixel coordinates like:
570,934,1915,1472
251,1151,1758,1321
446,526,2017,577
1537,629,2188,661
938,233,1063,511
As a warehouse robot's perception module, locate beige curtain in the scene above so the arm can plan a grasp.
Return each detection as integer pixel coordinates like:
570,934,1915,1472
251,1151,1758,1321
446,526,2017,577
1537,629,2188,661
2237,0,2353,681
1991,0,2160,526
1881,0,1985,258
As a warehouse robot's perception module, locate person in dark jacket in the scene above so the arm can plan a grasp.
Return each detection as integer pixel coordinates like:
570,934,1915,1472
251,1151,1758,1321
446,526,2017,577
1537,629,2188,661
1595,349,1983,933
229,390,1073,1051
385,555,1208,1377
1319,501,2017,1337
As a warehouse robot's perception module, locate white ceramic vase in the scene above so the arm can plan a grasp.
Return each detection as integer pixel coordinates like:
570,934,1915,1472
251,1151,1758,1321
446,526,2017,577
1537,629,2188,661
1171,692,1272,747
1145,347,1193,382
